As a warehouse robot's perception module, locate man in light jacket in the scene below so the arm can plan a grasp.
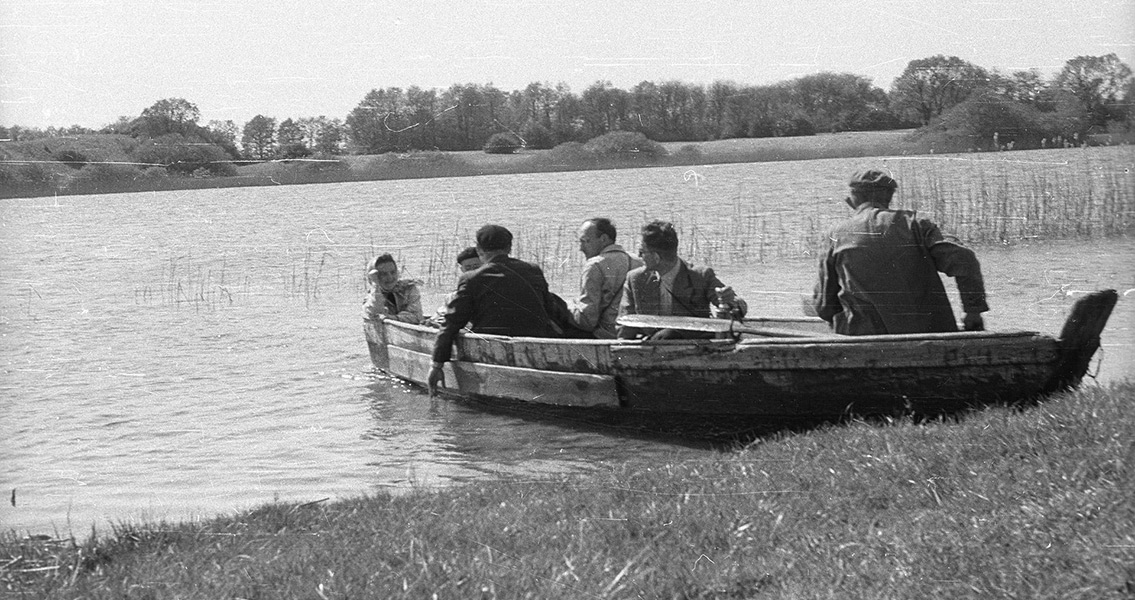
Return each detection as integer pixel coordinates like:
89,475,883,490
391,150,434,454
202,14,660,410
569,217,642,339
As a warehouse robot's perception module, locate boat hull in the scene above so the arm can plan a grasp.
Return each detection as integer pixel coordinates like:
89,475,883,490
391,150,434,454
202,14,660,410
364,290,1117,435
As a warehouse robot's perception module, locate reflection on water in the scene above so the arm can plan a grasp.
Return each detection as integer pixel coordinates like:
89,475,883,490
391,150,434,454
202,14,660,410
359,376,714,490
1,155,1132,536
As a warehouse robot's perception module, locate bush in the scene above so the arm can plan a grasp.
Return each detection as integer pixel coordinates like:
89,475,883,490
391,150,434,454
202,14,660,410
520,123,556,150
53,149,89,169
484,132,523,154
583,131,667,158
279,143,313,159
913,91,1074,151
63,162,144,192
133,134,237,177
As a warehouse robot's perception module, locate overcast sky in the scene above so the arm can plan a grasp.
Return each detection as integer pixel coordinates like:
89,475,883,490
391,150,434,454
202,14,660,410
2,0,1133,129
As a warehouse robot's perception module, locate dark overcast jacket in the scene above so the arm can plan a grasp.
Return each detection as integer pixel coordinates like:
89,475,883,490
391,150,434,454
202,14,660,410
812,202,988,335
432,254,557,363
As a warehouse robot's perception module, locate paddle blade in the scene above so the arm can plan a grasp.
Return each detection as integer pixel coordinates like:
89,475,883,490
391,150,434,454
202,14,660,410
616,314,732,332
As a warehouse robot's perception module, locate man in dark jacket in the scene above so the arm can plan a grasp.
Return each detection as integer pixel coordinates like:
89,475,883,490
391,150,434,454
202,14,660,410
812,169,988,335
428,224,558,395
618,221,747,340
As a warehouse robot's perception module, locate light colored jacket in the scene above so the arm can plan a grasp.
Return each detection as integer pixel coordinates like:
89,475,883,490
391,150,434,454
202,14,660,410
364,279,423,323
571,243,642,339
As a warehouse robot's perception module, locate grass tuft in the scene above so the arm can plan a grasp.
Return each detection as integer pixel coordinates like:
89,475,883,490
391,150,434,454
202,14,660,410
4,382,1132,598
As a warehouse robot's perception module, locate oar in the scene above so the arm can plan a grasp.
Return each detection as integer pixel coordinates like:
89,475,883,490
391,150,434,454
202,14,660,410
616,314,827,338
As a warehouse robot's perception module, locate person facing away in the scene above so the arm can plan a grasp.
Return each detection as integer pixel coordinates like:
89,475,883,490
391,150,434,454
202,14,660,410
569,217,643,339
428,224,559,395
427,246,484,326
363,253,423,323
811,169,989,335
617,220,748,340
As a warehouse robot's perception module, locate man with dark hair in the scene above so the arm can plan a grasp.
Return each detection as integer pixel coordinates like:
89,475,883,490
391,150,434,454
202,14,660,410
363,253,423,323
426,246,485,326
812,169,988,335
618,220,747,340
455,246,482,273
569,217,642,339
428,224,559,395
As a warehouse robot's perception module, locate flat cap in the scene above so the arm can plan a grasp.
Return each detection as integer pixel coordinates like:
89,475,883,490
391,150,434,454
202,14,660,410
475,224,513,251
849,169,897,191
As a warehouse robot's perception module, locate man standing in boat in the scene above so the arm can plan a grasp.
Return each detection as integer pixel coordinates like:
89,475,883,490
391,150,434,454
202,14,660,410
811,169,989,335
568,217,643,339
618,220,747,340
363,253,424,324
427,224,559,396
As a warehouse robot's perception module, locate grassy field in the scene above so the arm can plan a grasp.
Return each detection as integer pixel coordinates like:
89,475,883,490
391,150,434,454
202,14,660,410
5,128,1131,200
3,382,1132,599
0,130,950,199
225,130,927,186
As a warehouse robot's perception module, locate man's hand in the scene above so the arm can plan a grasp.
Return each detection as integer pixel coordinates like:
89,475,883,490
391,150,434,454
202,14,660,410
715,286,742,318
427,363,445,397
963,312,985,332
715,286,736,305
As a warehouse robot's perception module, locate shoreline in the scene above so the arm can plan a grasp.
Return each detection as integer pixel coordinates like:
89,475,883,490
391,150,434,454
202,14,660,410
3,381,1131,597
0,130,958,200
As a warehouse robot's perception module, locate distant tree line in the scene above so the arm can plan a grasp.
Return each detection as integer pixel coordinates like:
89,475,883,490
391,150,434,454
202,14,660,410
1,53,1131,175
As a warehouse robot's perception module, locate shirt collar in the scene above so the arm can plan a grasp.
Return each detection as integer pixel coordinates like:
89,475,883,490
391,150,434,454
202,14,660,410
657,260,680,285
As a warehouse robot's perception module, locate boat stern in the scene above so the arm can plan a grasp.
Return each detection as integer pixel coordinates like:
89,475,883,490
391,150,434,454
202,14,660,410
1047,289,1119,392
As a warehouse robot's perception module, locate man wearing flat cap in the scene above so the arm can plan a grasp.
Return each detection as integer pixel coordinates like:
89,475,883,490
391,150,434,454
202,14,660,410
428,224,559,395
811,169,988,335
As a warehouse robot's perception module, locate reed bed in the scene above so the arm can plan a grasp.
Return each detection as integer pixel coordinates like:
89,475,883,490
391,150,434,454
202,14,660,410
128,148,1133,310
440,150,1133,295
887,152,1134,244
131,249,365,311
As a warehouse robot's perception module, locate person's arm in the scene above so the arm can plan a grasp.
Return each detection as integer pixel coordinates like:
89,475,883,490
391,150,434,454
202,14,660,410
704,268,748,319
917,219,989,328
571,261,605,332
363,287,385,321
392,284,424,323
812,246,842,324
428,276,475,395
616,276,640,339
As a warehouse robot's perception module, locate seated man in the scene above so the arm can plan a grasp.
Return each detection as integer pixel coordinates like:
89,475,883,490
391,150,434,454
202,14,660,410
454,245,483,274
811,169,988,335
363,253,423,323
428,225,559,395
569,217,642,339
617,221,747,340
426,246,483,326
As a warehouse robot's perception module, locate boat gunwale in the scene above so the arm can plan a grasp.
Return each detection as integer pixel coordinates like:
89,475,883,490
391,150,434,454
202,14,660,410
372,317,1050,348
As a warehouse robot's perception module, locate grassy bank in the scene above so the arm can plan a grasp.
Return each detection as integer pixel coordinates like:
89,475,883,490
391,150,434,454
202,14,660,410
1,130,944,199
4,129,1131,200
4,382,1132,598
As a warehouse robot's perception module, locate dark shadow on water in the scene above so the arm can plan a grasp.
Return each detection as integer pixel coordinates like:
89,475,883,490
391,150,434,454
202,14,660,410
360,375,848,452
362,372,1081,455
360,376,719,454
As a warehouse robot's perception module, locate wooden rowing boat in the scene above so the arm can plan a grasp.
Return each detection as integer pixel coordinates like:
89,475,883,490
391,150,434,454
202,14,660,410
364,289,1117,438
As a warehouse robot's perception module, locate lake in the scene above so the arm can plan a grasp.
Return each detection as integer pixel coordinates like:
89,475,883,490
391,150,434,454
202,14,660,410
2,148,1132,536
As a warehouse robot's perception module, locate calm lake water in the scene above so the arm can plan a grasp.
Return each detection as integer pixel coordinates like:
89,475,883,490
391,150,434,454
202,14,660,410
2,149,1132,536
